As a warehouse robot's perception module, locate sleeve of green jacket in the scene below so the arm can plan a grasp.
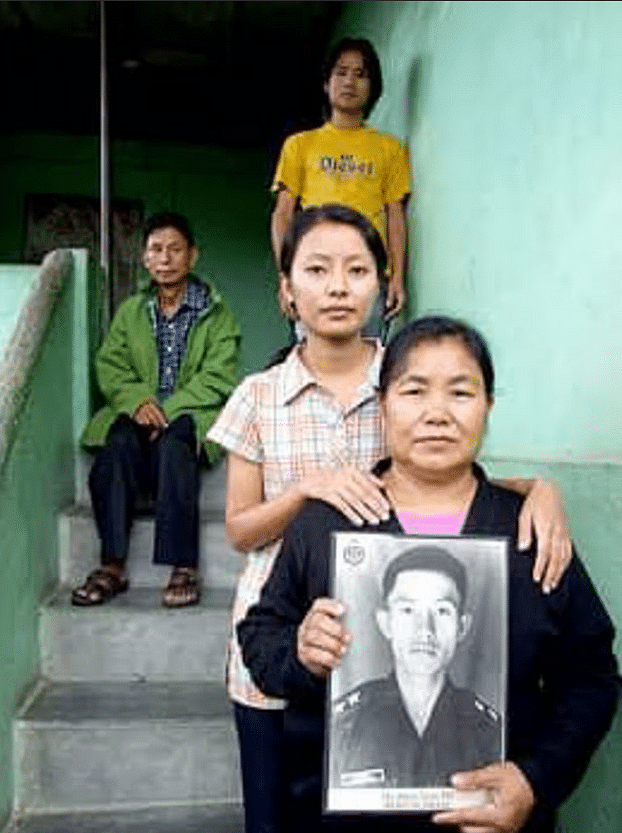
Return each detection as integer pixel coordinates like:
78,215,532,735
161,301,241,464
95,300,156,419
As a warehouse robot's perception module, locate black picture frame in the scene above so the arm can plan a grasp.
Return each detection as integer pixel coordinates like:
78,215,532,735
325,532,508,814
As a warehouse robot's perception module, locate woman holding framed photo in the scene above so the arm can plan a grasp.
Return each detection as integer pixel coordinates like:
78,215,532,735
239,316,619,833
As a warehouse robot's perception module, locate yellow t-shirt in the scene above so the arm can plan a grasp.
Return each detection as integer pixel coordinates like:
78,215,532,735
272,123,411,242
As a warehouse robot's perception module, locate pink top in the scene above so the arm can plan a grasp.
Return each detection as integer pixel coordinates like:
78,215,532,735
397,510,467,536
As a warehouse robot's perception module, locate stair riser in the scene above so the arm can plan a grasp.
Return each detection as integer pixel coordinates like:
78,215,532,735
59,514,242,590
40,609,232,682
14,722,241,812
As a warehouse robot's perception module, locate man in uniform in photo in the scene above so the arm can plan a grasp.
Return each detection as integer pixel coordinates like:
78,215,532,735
331,545,501,789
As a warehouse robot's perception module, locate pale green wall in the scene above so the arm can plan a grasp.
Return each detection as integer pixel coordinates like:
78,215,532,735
0,133,288,376
486,459,622,656
340,0,622,462
336,2,622,830
0,262,75,827
0,265,37,357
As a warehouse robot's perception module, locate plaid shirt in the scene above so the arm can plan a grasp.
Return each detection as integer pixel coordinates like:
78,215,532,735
148,277,209,401
208,341,385,708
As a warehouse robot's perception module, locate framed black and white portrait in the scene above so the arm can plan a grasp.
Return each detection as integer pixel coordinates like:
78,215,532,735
325,532,507,814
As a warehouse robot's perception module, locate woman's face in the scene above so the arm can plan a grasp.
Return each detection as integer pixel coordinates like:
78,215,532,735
381,337,492,478
282,221,379,341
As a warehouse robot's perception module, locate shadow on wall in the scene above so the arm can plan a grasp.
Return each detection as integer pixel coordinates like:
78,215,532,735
402,55,425,318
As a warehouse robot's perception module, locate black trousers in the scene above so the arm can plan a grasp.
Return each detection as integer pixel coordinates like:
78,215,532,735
233,703,286,833
89,414,200,568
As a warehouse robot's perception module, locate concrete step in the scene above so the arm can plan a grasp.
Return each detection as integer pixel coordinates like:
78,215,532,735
75,453,228,514
58,506,242,590
14,681,241,814
4,804,243,833
40,587,234,683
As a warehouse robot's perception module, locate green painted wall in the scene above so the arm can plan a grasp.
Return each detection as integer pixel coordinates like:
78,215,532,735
0,265,37,357
0,133,289,377
485,459,622,656
339,0,622,462
337,2,622,830
0,263,75,827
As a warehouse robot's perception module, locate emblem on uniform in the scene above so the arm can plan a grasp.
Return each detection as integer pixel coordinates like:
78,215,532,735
334,689,362,715
343,540,366,566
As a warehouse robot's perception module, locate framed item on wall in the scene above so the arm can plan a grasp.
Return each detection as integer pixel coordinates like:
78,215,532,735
22,193,144,312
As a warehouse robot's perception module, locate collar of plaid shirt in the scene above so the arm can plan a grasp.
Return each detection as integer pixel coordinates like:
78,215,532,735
277,338,383,412
148,276,208,315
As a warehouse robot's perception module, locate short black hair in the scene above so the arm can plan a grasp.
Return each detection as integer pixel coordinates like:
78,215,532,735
381,545,467,612
322,37,383,119
280,203,387,279
379,316,495,401
142,212,195,249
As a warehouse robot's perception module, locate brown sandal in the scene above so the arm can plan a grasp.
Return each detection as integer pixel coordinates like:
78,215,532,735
162,567,200,608
71,567,129,606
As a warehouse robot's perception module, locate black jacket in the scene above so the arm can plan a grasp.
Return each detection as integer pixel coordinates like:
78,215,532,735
238,465,619,833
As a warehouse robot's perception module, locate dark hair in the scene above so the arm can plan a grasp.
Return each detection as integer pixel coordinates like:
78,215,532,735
381,545,467,612
322,37,383,119
379,316,495,401
142,212,195,249
280,203,387,279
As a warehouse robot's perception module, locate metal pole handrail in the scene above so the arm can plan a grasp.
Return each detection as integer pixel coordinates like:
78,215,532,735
99,0,110,320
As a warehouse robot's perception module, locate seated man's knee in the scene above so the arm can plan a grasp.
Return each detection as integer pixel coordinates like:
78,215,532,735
158,414,197,456
107,415,143,449
89,417,142,481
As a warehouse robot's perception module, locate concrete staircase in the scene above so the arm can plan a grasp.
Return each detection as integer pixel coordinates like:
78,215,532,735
8,461,245,832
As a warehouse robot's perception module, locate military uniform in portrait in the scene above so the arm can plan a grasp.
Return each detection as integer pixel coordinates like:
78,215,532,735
331,674,500,789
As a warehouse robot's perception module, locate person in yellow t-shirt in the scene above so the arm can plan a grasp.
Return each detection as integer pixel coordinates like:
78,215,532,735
271,37,411,336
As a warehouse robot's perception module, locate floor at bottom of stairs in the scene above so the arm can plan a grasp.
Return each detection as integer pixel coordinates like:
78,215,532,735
5,804,244,832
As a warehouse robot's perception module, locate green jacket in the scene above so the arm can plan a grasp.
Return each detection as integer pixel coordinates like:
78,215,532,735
81,275,241,464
